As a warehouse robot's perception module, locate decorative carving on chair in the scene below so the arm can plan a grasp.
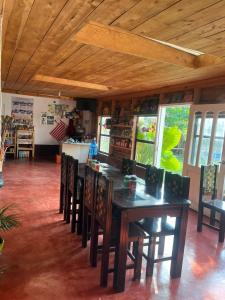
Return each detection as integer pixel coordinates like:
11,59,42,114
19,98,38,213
203,165,217,194
122,159,136,175
95,177,108,225
145,166,164,198
61,154,68,184
84,173,94,210
165,173,190,202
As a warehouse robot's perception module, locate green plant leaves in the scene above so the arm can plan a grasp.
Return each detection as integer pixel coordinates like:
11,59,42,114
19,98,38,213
0,205,20,232
162,127,181,152
160,127,182,172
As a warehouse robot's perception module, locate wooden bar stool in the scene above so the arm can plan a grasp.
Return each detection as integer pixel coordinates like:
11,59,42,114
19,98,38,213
91,173,145,288
82,165,97,248
59,153,69,214
64,156,79,227
71,175,84,235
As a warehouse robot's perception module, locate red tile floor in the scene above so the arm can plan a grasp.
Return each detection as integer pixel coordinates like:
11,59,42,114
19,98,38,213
1,161,225,300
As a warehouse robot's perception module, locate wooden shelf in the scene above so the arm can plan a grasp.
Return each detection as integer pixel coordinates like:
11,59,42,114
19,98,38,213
110,144,131,152
16,129,35,159
111,135,131,139
111,124,132,128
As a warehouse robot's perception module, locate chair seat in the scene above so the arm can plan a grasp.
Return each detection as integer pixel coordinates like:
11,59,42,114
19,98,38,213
137,218,175,236
202,199,225,213
110,218,146,243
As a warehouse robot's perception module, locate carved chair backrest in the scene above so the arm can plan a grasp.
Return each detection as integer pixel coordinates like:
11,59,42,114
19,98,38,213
164,171,190,202
145,165,164,199
121,158,136,175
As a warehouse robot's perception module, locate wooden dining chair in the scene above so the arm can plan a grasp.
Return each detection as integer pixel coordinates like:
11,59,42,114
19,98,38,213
91,173,145,288
121,158,136,175
82,165,97,248
59,153,69,214
63,156,83,234
197,164,225,243
71,175,84,235
141,171,190,276
64,156,78,223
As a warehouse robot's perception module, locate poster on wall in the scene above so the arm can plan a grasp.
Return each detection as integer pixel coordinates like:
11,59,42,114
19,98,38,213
47,115,54,125
41,112,47,125
11,97,33,127
41,113,55,125
47,103,69,118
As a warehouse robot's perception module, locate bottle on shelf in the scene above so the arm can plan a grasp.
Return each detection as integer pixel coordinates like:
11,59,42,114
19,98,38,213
89,137,98,160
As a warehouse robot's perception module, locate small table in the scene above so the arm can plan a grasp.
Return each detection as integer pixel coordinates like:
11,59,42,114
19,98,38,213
112,185,190,292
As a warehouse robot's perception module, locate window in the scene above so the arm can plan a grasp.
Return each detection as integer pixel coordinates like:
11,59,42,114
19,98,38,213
159,105,190,174
99,116,111,154
212,112,225,163
134,116,157,165
199,112,213,166
190,112,202,165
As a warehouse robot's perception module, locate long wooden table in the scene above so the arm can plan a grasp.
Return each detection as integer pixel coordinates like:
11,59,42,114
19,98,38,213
81,162,190,292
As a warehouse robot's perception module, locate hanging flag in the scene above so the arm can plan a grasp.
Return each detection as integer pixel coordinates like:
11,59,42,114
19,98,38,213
49,120,66,141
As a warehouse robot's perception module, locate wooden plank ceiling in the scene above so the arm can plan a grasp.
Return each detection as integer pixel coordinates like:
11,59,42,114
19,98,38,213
2,0,225,99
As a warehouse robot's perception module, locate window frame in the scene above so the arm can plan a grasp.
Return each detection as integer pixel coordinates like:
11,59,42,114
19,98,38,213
133,115,157,167
98,116,111,155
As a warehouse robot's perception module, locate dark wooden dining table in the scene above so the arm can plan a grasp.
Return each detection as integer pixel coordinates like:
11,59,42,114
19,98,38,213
80,162,190,292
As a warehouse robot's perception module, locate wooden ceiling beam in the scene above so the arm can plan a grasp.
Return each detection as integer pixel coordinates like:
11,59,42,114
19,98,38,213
73,21,222,69
32,74,110,91
2,88,74,100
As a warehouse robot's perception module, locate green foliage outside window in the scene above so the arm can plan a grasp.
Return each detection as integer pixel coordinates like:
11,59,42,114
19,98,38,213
135,106,190,174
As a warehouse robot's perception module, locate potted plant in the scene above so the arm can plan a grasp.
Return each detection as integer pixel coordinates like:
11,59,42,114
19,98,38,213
0,115,14,187
0,205,20,253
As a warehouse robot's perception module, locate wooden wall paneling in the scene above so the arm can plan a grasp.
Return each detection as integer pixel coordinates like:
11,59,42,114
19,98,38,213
4,0,68,89
8,0,142,93
1,0,14,46
2,0,225,99
56,50,131,83
2,0,35,83
112,0,179,31
133,0,223,40
200,86,225,104
15,0,140,91
4,0,104,91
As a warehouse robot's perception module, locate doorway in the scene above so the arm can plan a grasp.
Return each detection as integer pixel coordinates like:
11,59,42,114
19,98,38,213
183,104,225,210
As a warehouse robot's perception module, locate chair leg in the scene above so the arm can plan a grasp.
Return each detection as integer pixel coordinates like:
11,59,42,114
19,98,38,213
63,186,67,221
71,194,76,233
133,238,143,280
210,210,216,226
197,204,204,232
82,207,88,248
77,185,84,235
219,213,225,243
59,183,64,213
90,220,99,267
100,230,111,287
146,237,156,277
158,236,165,256
66,191,71,224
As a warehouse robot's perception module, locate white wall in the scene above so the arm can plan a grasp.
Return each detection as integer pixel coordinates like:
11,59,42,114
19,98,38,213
2,92,76,145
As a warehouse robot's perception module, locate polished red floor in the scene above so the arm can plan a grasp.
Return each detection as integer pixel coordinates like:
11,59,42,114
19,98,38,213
0,161,225,300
